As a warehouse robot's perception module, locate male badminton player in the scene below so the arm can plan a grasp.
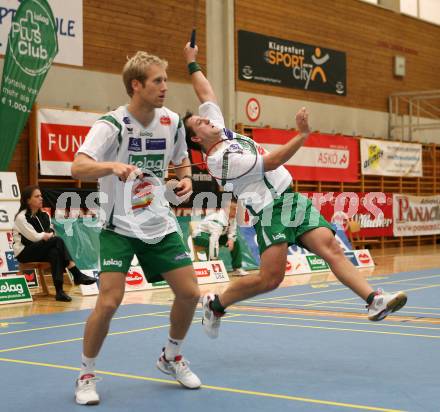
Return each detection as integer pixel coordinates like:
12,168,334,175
182,42,407,339
71,51,201,405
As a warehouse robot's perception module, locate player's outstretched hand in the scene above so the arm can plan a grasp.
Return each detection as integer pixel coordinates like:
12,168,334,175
184,42,198,63
296,107,311,137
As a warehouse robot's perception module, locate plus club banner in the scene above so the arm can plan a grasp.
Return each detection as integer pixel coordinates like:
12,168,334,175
253,129,359,182
37,107,101,175
238,30,347,96
0,0,58,170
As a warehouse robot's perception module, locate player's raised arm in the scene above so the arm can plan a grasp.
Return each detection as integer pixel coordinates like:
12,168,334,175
263,107,311,171
184,42,217,104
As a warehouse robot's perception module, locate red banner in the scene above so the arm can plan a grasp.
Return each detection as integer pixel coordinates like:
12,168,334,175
37,108,102,176
40,123,90,162
253,129,359,182
304,192,393,237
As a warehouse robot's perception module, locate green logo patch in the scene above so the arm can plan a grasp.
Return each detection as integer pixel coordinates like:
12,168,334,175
129,154,165,178
306,255,329,271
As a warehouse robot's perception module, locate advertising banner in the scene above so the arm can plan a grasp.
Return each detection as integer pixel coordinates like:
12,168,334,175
304,192,393,237
393,194,440,236
238,30,346,96
37,108,101,175
0,201,19,230
354,250,375,267
253,129,359,182
1,0,83,66
0,172,20,200
360,138,422,177
147,261,230,290
0,275,32,304
0,0,58,169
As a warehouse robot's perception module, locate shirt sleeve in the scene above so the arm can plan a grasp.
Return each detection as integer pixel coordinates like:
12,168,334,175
14,214,45,242
199,101,226,129
76,120,119,161
170,118,189,165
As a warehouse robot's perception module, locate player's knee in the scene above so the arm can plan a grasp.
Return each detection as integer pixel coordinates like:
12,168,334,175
318,238,344,262
98,296,122,317
175,285,200,303
260,274,284,293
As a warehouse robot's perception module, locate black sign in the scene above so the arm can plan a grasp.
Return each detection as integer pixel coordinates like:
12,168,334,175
238,30,346,96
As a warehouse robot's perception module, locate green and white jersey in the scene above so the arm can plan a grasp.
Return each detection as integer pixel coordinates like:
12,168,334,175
77,105,188,241
201,101,292,214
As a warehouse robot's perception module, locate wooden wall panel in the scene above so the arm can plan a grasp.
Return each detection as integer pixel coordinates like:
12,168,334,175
82,0,206,81
235,0,440,113
8,126,29,189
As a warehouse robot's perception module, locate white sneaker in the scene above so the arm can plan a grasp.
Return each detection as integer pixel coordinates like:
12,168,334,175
202,293,222,339
75,374,100,405
156,350,201,389
367,289,407,321
233,268,249,276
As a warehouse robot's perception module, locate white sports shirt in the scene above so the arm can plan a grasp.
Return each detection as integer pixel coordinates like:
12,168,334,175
193,209,237,258
201,102,292,214
77,105,188,240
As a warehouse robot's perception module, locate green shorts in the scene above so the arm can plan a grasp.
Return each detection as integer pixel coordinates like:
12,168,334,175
99,229,193,283
193,232,228,248
252,188,334,254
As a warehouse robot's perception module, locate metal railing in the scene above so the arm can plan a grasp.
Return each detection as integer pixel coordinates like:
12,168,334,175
388,90,440,141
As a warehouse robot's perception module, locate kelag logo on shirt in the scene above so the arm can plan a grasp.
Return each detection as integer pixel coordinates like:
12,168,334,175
129,154,165,177
128,137,142,152
146,138,166,150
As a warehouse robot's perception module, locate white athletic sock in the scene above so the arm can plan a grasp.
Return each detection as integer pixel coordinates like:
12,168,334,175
79,353,96,379
164,336,183,360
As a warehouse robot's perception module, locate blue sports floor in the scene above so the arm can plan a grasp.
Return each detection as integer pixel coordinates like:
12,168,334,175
0,268,439,411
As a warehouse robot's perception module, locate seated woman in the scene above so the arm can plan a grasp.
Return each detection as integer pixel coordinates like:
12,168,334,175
12,185,97,302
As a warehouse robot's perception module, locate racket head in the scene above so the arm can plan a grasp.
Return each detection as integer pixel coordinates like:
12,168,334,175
205,136,259,182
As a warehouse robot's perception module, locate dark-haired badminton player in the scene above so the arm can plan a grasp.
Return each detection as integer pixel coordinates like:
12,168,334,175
182,42,407,340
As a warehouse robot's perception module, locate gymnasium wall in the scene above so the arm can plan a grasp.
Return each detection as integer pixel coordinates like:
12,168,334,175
235,0,440,113
234,0,440,142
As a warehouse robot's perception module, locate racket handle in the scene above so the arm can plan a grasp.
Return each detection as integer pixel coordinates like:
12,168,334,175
190,29,196,48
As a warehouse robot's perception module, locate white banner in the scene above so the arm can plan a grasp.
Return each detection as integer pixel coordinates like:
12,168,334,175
146,261,230,289
393,194,440,236
285,254,311,275
0,200,19,230
360,138,422,177
0,0,83,66
0,229,16,273
353,250,375,267
79,261,230,296
0,172,20,200
37,107,101,175
266,145,350,169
